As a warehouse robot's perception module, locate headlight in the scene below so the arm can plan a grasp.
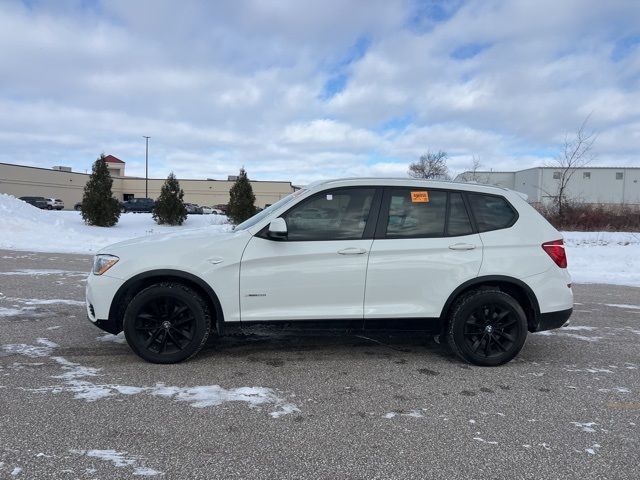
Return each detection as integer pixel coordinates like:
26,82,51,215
93,254,119,275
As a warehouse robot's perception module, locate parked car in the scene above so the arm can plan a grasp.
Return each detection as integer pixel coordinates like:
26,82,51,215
185,203,203,214
201,206,223,215
213,204,229,214
86,178,573,365
45,198,64,210
19,196,48,209
120,198,155,213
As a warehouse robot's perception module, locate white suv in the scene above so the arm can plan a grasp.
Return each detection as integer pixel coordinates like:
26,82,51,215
86,178,572,366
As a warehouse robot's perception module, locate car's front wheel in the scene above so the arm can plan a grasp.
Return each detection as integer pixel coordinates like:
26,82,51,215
447,290,527,366
123,283,211,363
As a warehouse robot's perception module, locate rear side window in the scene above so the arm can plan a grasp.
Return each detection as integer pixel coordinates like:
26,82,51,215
447,192,473,236
468,194,516,232
385,189,447,238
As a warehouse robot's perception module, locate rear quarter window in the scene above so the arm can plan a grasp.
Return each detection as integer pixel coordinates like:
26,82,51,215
468,193,517,232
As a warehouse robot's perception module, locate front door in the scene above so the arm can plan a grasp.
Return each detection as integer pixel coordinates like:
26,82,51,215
240,187,380,323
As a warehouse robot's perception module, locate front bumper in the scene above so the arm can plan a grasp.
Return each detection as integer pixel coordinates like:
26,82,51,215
85,272,125,333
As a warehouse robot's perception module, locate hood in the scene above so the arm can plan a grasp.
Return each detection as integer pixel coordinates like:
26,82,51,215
98,225,236,255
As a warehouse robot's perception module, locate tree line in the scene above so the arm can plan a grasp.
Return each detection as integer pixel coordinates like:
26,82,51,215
409,116,597,223
81,154,257,227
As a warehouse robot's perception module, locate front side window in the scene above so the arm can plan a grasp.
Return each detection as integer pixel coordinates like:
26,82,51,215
385,189,447,238
468,194,516,232
282,188,375,241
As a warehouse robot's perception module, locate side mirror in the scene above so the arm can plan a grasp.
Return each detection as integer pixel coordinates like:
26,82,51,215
268,217,288,239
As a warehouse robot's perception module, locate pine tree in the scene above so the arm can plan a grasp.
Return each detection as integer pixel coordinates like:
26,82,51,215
227,168,256,224
81,154,121,227
153,172,188,225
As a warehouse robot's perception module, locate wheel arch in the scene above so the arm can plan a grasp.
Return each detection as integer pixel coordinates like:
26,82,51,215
108,269,225,335
439,275,540,332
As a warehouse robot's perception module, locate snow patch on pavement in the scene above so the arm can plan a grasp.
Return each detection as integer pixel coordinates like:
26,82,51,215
1,338,58,357
605,303,640,310
6,339,299,418
70,449,162,477
0,306,37,317
0,269,87,277
571,421,597,433
383,409,426,419
96,333,126,344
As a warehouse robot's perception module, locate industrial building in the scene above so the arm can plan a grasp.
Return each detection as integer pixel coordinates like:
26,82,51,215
455,166,640,205
0,156,295,209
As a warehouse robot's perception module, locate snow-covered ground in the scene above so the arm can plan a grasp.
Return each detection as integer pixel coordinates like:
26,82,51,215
564,232,640,287
1,194,639,287
0,193,229,254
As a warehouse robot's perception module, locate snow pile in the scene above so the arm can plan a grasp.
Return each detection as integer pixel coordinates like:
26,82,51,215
564,232,640,287
0,193,229,254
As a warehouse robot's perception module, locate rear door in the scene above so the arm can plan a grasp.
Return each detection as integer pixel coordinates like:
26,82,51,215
364,188,483,322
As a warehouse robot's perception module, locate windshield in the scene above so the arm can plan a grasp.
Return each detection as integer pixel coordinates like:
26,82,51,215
234,189,307,231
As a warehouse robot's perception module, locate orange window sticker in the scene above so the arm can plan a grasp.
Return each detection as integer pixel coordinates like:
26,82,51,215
410,191,429,203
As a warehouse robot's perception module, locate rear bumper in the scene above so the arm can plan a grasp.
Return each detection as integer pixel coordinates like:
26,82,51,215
532,308,572,332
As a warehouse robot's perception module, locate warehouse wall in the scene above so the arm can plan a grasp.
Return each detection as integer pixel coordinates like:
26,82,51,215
0,162,294,209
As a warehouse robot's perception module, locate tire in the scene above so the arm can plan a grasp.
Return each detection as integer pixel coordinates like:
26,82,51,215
447,290,527,366
75,205,81,211
121,207,127,213
123,283,211,364
47,205,53,210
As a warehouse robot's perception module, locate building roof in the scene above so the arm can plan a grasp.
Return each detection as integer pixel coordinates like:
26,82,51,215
103,155,125,164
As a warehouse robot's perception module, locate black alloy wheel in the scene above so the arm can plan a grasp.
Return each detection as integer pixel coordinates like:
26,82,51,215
448,290,527,366
123,283,211,363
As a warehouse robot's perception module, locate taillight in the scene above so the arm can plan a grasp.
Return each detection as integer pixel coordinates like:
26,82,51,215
542,239,567,268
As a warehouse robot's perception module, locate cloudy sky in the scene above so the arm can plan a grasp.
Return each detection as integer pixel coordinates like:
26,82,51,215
1,0,639,183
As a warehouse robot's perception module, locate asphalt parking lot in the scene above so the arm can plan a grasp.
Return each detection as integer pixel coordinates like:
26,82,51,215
1,249,639,479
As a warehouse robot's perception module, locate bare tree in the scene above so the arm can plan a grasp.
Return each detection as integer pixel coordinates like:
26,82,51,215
458,155,483,182
408,151,450,180
547,116,596,220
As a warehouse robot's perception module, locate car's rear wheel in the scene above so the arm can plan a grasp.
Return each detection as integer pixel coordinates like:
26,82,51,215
447,290,527,366
47,205,53,210
123,283,211,363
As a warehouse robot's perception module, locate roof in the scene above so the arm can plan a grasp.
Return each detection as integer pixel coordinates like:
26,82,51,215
103,155,125,164
304,177,511,194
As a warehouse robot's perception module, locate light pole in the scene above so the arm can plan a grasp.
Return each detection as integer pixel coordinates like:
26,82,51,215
143,136,150,198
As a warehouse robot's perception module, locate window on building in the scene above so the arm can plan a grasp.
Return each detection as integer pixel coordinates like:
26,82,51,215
583,172,591,180
616,172,624,180
553,172,561,180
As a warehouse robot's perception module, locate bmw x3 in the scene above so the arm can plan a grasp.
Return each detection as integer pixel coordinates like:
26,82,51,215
86,178,573,366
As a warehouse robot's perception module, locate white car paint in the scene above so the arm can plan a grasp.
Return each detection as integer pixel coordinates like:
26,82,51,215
86,178,573,331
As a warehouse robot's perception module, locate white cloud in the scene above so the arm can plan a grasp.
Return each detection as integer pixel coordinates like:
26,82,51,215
0,0,638,185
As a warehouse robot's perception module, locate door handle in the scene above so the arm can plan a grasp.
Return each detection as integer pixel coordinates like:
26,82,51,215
448,243,476,251
337,247,367,255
